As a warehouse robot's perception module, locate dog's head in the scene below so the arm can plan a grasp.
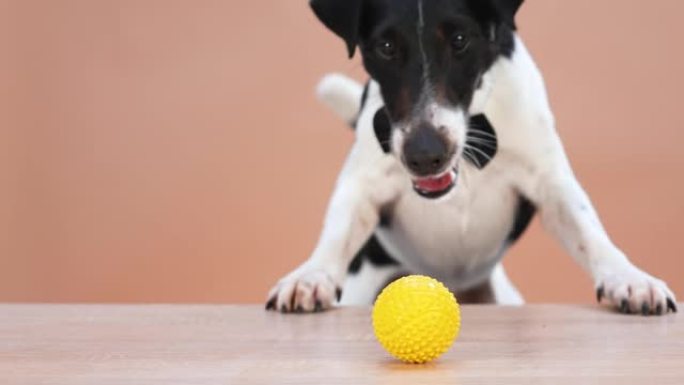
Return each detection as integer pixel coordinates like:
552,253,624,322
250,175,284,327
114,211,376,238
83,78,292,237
311,0,522,198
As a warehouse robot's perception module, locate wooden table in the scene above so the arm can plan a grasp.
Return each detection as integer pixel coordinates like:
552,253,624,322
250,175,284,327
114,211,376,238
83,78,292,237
0,304,682,384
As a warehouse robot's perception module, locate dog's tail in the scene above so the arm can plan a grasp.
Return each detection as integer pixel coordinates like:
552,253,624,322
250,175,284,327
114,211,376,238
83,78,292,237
316,73,364,127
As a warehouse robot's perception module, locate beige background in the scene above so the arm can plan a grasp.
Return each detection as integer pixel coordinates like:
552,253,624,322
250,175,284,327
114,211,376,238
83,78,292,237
1,1,682,303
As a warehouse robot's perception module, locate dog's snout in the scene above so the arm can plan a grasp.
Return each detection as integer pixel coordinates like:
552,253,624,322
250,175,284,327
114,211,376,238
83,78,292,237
402,124,451,176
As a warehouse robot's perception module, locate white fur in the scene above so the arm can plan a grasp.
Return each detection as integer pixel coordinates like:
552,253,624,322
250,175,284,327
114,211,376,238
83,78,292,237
268,35,676,314
316,73,364,124
429,103,467,157
491,263,524,305
340,263,406,305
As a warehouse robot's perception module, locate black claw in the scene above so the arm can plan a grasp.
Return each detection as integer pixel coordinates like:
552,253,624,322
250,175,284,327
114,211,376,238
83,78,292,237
655,304,663,315
667,298,678,313
295,305,304,313
314,300,323,312
641,302,650,316
620,299,630,314
336,287,343,302
265,297,276,311
596,286,605,303
280,304,288,313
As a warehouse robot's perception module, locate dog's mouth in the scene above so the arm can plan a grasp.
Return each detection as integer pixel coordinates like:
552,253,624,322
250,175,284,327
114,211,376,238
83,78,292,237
412,166,458,199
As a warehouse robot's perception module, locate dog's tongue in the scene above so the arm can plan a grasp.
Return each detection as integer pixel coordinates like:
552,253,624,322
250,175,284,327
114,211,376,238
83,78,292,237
414,172,453,192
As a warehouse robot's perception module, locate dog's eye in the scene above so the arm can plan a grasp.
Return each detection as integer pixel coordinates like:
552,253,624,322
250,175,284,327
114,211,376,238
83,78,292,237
375,40,398,60
450,33,470,54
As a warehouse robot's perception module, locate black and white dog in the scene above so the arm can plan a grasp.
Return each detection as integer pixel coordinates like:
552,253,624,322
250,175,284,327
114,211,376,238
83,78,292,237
266,0,677,315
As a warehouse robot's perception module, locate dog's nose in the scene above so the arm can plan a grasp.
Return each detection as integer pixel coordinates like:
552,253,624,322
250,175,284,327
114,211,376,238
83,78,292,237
402,124,451,176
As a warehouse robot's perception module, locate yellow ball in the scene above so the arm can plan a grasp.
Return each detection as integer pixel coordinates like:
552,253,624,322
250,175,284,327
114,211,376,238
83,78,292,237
372,275,460,364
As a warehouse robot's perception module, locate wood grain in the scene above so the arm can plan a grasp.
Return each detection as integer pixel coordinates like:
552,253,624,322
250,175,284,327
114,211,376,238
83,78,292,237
0,304,682,384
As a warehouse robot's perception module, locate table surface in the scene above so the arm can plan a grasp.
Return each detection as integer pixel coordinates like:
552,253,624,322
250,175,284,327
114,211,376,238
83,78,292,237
0,304,682,385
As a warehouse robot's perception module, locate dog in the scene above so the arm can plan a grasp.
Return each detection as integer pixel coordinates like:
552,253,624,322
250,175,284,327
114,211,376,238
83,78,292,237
266,0,677,315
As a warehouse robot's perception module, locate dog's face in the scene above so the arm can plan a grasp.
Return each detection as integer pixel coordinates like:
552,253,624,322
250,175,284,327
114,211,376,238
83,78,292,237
311,0,522,198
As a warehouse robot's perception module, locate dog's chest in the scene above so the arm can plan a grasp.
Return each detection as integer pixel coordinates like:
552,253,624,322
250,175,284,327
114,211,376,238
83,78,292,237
376,165,519,286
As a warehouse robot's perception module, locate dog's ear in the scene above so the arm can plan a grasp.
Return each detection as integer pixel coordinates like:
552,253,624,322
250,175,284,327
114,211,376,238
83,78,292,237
310,0,363,58
493,0,524,26
468,0,524,29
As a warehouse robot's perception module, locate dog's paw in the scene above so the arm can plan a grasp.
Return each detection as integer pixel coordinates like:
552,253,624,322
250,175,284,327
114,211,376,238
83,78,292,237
596,267,677,316
265,269,342,313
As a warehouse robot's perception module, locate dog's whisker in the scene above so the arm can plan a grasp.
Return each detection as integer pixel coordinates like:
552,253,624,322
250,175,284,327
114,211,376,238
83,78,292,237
463,144,493,164
466,135,496,144
466,139,497,149
466,149,492,165
467,144,496,151
466,141,496,149
467,128,497,139
467,133,497,142
462,150,478,167
462,146,481,165
466,134,496,141
462,149,483,169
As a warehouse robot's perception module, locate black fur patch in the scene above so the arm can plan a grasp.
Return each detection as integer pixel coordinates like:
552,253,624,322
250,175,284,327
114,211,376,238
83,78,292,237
360,81,370,112
507,195,535,244
379,205,393,228
466,0,522,58
352,81,372,130
310,0,363,58
373,107,392,153
348,234,398,274
496,24,517,58
464,114,498,169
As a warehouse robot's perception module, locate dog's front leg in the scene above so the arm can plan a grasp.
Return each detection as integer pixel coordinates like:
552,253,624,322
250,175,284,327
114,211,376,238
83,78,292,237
529,162,677,315
266,144,400,313
266,179,382,312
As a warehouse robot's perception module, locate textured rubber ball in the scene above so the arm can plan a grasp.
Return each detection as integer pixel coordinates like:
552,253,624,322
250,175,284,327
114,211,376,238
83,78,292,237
372,275,461,364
